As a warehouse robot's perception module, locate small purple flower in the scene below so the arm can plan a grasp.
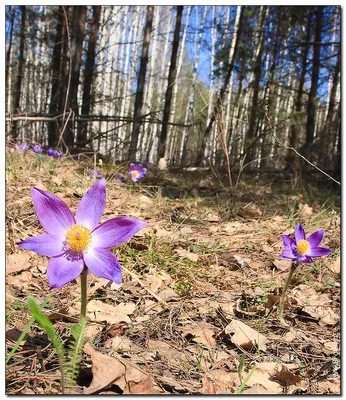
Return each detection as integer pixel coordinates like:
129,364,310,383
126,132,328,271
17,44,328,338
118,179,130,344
128,163,147,183
19,144,30,151
88,168,102,177
16,178,147,289
114,174,125,183
279,223,331,264
47,148,59,158
32,144,43,154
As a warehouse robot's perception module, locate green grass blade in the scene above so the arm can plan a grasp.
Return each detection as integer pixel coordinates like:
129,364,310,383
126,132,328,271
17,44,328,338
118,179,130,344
6,296,51,364
236,366,256,394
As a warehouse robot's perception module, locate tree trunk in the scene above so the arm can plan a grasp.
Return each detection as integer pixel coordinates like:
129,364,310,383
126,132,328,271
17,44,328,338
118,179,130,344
286,9,313,170
166,5,191,162
6,6,15,115
63,6,87,149
180,7,207,165
128,5,154,161
48,6,65,147
243,6,268,165
197,6,244,165
157,6,183,161
320,47,340,166
78,6,101,147
304,6,324,154
10,6,26,140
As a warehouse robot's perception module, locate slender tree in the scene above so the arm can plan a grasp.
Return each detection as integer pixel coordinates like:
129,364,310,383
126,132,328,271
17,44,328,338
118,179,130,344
63,6,87,149
47,6,65,147
157,6,183,161
78,6,101,147
303,6,324,155
10,6,26,140
128,5,154,161
197,6,244,165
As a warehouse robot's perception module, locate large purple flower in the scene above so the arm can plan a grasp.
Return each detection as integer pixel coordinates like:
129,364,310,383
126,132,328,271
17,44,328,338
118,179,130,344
16,178,147,289
279,223,331,263
128,163,147,183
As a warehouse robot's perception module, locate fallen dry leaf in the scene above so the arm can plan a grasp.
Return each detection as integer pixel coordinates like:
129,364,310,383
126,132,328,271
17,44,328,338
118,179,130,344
292,285,339,325
273,259,292,271
225,319,269,351
86,300,136,324
201,369,240,394
332,256,340,274
6,252,32,275
182,322,218,349
299,203,313,218
84,343,162,394
274,365,302,387
174,247,199,262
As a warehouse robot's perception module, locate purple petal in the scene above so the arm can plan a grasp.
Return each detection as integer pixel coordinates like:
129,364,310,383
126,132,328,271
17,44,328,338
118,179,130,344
307,229,324,248
307,247,331,257
295,223,306,243
47,253,84,289
280,235,296,250
296,254,313,263
16,234,65,257
279,250,296,259
75,178,106,230
91,217,147,249
84,248,122,284
31,187,75,236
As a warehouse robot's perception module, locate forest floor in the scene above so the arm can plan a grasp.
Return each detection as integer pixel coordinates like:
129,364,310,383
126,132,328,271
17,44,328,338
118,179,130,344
5,149,341,395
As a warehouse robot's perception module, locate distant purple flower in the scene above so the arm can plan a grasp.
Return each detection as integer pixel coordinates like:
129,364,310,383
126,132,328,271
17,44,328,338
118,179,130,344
128,163,147,183
47,149,63,159
19,144,30,151
114,174,125,183
47,148,59,158
143,161,152,168
32,145,43,154
279,223,331,264
88,168,102,178
16,178,147,289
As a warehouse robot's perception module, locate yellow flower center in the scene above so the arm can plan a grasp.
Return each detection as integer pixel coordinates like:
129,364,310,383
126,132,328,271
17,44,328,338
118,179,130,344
65,224,92,253
296,239,310,255
131,170,139,178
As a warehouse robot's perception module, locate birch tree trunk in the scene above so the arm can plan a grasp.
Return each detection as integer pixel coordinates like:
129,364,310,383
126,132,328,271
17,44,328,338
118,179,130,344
128,6,154,161
6,6,15,115
157,6,183,161
78,6,101,147
10,6,26,140
180,6,207,165
304,6,324,156
64,6,87,148
243,6,268,165
198,6,244,165
166,5,191,162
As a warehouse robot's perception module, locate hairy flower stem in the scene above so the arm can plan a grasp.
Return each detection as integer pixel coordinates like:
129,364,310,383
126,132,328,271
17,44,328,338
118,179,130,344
80,266,88,321
279,262,298,321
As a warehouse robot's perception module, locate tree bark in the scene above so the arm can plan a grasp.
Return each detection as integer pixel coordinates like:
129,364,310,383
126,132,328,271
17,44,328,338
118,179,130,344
78,6,101,147
63,6,87,149
197,6,245,165
48,6,65,147
320,47,340,166
10,6,26,139
157,6,184,161
243,6,268,165
304,6,324,154
128,5,154,161
6,6,15,115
